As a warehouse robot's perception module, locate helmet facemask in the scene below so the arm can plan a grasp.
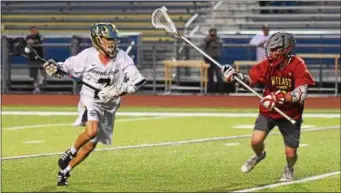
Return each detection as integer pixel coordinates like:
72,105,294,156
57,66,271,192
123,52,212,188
266,46,292,67
97,37,119,58
264,32,296,67
91,23,120,58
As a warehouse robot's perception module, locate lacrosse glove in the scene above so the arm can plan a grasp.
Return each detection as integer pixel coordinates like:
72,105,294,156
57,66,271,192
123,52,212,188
43,59,64,78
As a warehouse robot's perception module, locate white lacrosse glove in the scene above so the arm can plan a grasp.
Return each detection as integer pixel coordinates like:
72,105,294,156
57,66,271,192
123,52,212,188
260,94,276,111
260,91,286,111
43,59,64,78
118,82,137,94
98,83,137,103
221,65,244,85
98,86,118,103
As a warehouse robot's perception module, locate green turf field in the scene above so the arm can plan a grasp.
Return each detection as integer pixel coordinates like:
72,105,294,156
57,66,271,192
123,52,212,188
1,106,340,192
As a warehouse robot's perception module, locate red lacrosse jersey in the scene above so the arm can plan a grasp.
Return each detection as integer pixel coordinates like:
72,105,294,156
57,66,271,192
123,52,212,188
248,56,315,120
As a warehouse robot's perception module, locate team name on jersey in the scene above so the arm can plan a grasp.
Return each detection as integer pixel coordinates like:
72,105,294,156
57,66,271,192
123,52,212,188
271,76,292,90
90,69,118,76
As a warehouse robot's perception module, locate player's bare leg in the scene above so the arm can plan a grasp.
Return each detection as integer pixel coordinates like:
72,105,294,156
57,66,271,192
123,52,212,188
69,141,97,169
73,121,99,150
241,130,267,173
58,120,99,170
57,141,97,186
279,146,297,182
285,146,298,168
251,130,267,157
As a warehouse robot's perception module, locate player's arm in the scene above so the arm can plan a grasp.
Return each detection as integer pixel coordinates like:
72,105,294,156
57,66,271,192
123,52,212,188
284,84,308,103
98,54,146,102
43,50,87,78
98,65,146,102
117,52,147,96
222,61,266,87
283,62,315,104
119,64,147,96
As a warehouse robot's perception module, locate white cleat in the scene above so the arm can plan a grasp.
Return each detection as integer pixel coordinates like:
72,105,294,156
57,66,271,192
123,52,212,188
279,166,294,182
241,151,266,173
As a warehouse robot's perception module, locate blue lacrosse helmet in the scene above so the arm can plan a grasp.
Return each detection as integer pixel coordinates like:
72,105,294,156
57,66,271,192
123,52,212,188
90,23,120,58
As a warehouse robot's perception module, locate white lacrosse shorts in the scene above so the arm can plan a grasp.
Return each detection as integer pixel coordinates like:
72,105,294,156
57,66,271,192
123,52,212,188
73,100,117,145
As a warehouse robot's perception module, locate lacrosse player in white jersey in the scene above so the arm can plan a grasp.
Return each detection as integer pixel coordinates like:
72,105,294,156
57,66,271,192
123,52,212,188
43,23,146,186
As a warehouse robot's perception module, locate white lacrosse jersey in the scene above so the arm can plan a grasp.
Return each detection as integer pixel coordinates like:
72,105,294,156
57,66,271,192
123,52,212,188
60,47,142,111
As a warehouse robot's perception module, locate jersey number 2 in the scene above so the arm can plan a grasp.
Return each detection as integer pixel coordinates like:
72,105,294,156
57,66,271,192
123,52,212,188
94,78,111,98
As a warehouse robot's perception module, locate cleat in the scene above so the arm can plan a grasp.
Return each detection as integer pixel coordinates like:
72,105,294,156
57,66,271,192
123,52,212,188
279,166,294,182
58,149,76,170
241,151,266,173
57,171,70,186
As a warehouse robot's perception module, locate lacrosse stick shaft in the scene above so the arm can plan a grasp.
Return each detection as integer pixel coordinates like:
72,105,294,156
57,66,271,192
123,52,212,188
179,34,222,69
125,41,135,54
179,34,296,124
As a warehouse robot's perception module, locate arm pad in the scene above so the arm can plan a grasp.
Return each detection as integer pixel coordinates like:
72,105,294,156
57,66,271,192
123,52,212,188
118,75,147,96
287,84,308,103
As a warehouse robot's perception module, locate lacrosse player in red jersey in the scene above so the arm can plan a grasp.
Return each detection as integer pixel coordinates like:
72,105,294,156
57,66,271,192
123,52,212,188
222,31,315,182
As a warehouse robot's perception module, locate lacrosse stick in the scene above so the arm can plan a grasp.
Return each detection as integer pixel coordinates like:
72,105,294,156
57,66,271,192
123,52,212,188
126,40,135,54
10,37,100,92
151,6,296,124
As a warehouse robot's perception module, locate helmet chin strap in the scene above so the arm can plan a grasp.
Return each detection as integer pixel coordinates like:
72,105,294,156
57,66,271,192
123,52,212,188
270,55,291,69
280,56,292,70
270,54,284,66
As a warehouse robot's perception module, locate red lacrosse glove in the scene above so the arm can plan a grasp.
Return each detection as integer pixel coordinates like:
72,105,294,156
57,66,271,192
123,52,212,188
260,90,286,111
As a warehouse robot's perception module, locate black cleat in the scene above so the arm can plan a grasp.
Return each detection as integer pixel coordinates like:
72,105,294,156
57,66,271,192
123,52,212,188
58,149,76,170
57,171,70,186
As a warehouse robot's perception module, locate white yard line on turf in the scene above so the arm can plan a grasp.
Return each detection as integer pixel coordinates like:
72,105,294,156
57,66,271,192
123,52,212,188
24,140,44,144
224,143,240,146
233,171,341,192
233,124,315,129
4,123,72,130
1,111,340,118
3,116,171,131
2,126,339,160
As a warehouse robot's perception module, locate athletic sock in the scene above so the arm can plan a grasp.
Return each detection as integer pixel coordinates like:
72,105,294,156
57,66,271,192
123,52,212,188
61,165,72,174
287,165,294,170
70,146,77,155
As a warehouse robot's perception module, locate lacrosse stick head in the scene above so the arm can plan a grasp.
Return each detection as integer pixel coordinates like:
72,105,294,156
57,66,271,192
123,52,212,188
151,6,179,35
10,37,27,56
10,37,37,59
